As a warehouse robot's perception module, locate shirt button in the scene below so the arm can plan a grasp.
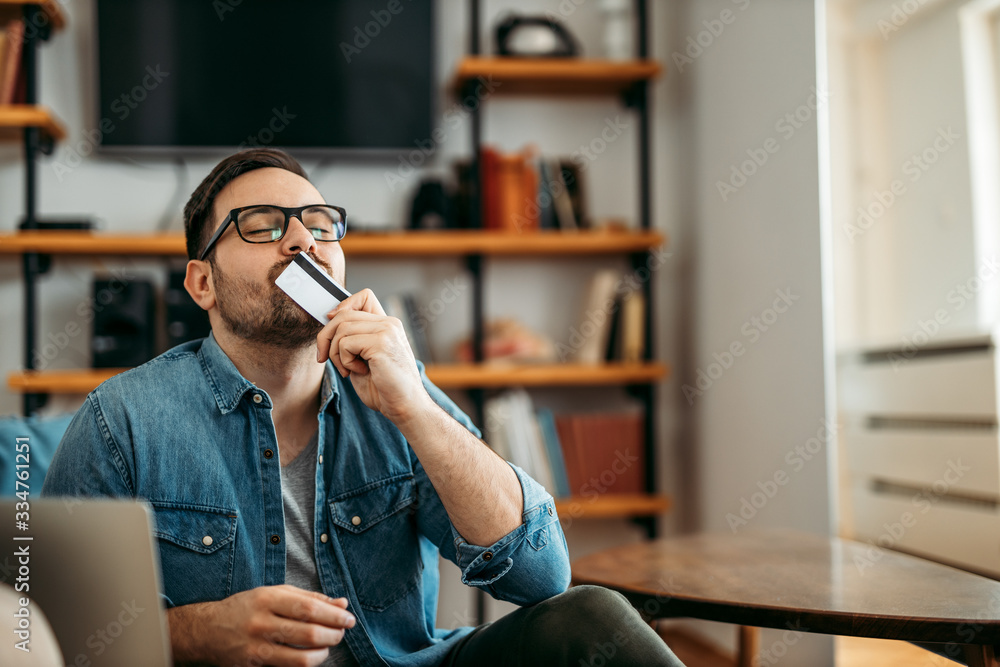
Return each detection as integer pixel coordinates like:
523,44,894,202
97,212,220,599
483,551,493,561
202,535,213,546
548,505,553,516
320,533,328,543
319,455,324,464
270,535,280,545
263,449,274,459
253,394,263,404
351,516,361,526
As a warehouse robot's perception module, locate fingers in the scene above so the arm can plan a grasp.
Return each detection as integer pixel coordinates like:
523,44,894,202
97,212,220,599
340,288,386,316
272,587,356,631
267,618,347,649
317,313,406,375
256,643,331,666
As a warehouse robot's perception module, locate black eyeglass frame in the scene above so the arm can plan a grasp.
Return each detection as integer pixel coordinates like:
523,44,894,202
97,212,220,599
198,204,347,261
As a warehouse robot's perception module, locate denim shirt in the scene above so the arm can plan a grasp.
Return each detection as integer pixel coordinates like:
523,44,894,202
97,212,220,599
41,334,571,666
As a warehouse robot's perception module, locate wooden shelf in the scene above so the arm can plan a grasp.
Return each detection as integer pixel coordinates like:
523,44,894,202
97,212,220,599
8,362,668,394
426,362,669,388
8,368,124,394
0,229,666,257
0,105,66,143
554,493,671,519
454,57,662,96
0,0,66,31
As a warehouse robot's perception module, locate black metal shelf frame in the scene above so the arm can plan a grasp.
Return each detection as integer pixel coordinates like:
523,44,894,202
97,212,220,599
462,0,657,622
20,2,56,416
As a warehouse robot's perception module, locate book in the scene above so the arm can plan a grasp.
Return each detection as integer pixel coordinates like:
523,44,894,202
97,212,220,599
479,146,500,230
572,269,619,364
0,27,8,93
516,392,556,494
1,19,25,105
554,412,645,497
536,408,571,498
536,159,557,230
496,152,523,231
560,161,587,228
483,394,513,462
619,290,646,362
481,390,563,496
549,158,577,230
605,295,623,361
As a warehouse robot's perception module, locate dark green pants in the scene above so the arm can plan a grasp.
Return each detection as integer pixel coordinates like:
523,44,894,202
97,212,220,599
440,585,686,667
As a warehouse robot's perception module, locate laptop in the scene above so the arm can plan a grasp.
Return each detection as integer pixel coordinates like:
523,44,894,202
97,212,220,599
0,499,172,666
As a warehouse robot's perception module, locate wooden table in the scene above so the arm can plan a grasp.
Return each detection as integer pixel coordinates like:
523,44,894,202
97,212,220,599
571,530,1000,667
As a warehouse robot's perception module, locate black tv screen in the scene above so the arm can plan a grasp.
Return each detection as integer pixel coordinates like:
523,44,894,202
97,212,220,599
95,0,434,151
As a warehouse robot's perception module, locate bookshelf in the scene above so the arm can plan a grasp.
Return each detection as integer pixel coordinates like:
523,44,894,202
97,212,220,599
0,228,664,256
1,1,66,415
455,0,665,558
8,362,670,394
3,1,669,536
453,57,661,96
555,493,671,519
0,105,65,142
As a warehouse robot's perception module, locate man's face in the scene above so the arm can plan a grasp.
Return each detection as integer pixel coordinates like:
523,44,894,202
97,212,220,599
205,167,347,348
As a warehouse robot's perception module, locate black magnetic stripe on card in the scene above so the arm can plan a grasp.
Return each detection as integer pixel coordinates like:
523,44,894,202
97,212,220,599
292,253,351,301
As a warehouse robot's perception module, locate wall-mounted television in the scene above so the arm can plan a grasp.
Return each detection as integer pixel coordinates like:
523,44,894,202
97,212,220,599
95,0,434,152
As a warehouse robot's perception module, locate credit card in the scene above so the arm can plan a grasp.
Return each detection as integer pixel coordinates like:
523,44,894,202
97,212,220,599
275,252,351,323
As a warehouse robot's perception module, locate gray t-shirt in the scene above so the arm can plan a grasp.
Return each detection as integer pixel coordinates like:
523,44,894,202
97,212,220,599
281,432,360,667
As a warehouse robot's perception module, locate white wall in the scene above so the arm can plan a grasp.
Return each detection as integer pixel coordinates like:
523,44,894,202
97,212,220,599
669,0,833,662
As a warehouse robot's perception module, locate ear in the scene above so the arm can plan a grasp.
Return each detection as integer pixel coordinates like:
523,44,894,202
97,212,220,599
184,259,216,312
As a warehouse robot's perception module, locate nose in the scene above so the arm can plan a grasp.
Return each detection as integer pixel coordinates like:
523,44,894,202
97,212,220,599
279,214,319,256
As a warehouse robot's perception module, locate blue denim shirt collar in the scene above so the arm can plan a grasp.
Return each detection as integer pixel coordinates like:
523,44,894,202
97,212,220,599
197,332,341,416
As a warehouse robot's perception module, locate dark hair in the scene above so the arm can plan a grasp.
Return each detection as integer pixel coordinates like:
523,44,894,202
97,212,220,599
183,148,309,260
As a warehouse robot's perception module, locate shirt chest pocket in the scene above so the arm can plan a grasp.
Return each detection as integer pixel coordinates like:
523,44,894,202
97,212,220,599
151,504,238,607
329,477,422,612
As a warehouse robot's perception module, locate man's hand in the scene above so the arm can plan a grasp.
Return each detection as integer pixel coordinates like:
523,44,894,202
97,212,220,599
168,584,355,667
316,289,432,424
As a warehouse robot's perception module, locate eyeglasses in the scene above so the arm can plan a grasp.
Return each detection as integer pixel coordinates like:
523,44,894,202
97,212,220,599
198,204,347,261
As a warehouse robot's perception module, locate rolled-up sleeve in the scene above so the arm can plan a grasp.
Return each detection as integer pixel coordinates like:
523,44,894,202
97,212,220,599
449,463,570,605
414,361,571,605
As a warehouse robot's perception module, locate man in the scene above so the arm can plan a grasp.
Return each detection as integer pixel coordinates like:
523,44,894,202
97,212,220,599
43,149,683,667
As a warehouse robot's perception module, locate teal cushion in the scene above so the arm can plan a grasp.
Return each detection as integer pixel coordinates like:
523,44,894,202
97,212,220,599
0,414,74,497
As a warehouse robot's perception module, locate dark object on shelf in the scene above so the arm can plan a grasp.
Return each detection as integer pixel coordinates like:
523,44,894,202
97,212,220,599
559,162,587,228
164,268,210,350
91,277,156,368
409,179,455,230
18,218,96,231
494,14,579,58
452,160,477,228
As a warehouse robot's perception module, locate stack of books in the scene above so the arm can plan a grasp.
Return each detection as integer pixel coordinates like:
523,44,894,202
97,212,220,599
484,389,645,499
453,146,586,231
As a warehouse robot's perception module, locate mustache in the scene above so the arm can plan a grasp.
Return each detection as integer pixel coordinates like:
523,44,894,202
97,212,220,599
267,253,334,282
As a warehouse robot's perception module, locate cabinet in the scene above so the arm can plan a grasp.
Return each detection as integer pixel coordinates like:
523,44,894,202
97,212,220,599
838,335,1000,578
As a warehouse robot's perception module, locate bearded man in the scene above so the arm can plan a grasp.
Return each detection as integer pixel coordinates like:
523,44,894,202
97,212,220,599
42,148,684,667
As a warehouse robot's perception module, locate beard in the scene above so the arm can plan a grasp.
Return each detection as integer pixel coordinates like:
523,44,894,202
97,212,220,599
210,255,335,349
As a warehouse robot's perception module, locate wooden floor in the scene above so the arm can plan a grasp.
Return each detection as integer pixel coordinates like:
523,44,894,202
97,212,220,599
834,636,959,666
658,627,960,666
